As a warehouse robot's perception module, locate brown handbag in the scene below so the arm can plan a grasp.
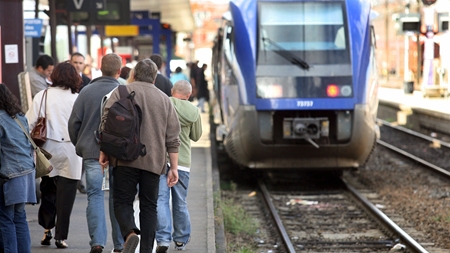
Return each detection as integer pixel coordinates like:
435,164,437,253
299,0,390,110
14,117,53,178
31,89,48,147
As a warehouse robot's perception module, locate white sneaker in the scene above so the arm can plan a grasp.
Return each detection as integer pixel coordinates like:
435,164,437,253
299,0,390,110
174,242,186,250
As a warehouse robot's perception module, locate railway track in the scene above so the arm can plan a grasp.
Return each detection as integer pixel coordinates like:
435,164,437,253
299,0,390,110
215,120,450,253
257,177,430,252
377,119,450,179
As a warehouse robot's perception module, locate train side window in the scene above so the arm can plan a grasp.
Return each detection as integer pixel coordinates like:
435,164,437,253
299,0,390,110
334,27,345,49
224,24,235,63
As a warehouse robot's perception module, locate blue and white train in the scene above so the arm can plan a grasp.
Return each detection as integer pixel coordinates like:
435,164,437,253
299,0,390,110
211,0,380,170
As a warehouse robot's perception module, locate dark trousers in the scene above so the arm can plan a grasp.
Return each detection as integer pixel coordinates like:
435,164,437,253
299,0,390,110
38,176,78,240
113,166,159,253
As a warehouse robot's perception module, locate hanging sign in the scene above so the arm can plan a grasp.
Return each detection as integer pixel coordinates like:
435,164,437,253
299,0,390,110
66,0,105,11
24,19,43,38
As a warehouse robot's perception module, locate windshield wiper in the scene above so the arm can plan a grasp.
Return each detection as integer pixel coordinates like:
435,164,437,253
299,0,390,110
261,36,310,70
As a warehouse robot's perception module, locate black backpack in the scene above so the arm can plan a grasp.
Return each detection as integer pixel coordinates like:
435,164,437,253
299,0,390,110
99,85,146,161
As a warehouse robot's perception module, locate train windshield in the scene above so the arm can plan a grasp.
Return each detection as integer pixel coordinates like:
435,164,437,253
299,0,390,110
256,1,353,99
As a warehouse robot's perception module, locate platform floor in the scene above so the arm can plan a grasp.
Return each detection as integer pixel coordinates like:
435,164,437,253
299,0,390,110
378,87,450,116
26,111,215,253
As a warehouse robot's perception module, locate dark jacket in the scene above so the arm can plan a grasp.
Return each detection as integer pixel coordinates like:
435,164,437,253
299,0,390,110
196,69,209,101
68,76,119,159
154,74,173,97
79,74,91,92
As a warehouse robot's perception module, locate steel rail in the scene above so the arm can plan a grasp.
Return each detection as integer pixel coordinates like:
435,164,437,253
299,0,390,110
377,119,450,149
342,179,429,253
257,179,297,253
377,139,450,178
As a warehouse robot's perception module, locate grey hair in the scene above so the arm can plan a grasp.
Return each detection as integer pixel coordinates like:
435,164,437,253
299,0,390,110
133,59,158,83
172,80,192,95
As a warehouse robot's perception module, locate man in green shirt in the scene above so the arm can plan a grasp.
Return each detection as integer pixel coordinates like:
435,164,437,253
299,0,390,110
155,80,202,252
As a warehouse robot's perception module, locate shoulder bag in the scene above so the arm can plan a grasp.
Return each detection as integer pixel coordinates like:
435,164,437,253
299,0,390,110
14,117,53,178
31,89,48,147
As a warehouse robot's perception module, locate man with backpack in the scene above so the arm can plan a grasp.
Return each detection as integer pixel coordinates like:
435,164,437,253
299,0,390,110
68,53,124,253
99,58,181,253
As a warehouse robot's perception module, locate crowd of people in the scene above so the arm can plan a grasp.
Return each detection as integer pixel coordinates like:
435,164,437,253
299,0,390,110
0,52,205,253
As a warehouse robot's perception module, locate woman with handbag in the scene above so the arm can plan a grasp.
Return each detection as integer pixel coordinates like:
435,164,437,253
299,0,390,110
26,62,82,249
0,83,37,253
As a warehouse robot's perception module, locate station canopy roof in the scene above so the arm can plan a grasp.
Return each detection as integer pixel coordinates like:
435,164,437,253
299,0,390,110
130,0,195,32
36,0,196,32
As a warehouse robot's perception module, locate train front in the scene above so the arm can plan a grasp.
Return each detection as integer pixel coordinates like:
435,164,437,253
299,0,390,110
217,0,379,170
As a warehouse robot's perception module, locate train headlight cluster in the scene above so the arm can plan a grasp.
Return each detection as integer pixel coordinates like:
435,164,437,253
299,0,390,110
257,77,353,98
326,84,352,97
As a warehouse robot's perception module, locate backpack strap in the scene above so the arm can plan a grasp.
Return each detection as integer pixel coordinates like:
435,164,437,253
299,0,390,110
118,85,128,99
94,86,122,144
118,84,136,101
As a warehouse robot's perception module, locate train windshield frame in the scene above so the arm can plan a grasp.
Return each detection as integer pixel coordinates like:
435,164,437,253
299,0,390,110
256,1,353,99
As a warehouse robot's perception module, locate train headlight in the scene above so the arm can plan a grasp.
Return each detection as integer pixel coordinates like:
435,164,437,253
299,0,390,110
256,78,283,98
340,85,352,96
327,84,339,97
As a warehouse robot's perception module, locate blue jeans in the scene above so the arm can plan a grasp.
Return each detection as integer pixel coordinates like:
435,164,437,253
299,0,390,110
197,97,206,112
156,169,191,246
0,191,31,253
85,159,107,247
85,159,123,249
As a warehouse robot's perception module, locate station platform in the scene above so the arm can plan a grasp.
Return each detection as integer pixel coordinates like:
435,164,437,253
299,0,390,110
378,87,450,116
25,112,216,253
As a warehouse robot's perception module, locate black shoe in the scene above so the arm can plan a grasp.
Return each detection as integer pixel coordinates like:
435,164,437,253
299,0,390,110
90,245,103,253
55,240,68,248
156,245,168,253
123,233,139,253
41,230,52,245
78,184,87,194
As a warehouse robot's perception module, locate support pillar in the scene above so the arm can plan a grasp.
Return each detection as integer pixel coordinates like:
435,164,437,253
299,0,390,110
0,0,25,101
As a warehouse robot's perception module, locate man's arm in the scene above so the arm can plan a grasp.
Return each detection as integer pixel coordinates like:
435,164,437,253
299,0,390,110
167,152,179,187
190,113,203,142
99,151,109,167
68,108,81,146
165,102,181,187
29,71,48,97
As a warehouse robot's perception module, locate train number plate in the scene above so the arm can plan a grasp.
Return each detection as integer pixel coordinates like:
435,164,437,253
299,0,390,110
297,101,314,107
